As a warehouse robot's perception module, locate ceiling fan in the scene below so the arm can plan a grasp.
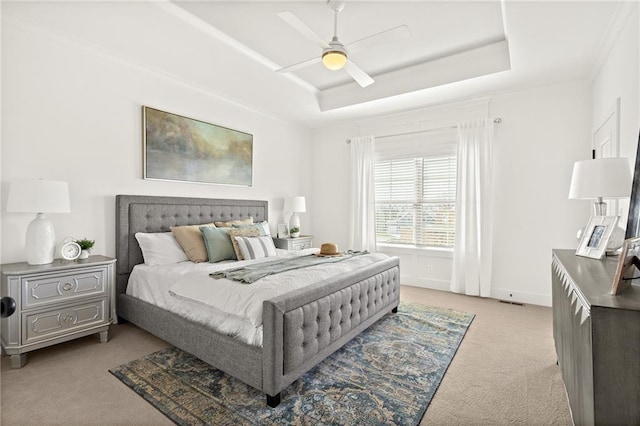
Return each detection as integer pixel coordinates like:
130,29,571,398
277,0,411,88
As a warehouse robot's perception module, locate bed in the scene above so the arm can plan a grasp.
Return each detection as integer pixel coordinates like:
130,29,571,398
115,194,400,407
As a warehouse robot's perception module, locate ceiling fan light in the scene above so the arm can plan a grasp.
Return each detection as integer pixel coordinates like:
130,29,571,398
322,50,347,70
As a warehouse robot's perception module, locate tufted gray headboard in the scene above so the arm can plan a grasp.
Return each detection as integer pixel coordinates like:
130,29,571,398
115,194,268,295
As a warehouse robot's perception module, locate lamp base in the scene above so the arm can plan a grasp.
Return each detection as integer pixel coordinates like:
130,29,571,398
592,198,607,216
289,212,301,237
26,213,55,265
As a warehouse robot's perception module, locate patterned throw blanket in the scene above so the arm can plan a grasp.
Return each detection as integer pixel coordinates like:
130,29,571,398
210,251,368,284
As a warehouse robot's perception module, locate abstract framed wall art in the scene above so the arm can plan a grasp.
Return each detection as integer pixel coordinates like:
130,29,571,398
143,106,253,186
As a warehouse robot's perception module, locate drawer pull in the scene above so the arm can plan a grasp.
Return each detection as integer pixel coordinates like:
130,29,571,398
62,282,74,292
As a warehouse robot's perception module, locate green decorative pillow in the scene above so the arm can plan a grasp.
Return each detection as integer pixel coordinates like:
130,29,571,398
200,226,236,262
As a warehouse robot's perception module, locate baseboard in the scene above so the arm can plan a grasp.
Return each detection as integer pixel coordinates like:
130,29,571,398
401,276,552,307
491,287,552,307
400,275,451,292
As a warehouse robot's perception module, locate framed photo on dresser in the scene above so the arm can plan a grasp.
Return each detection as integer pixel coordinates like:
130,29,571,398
576,215,618,259
611,236,640,295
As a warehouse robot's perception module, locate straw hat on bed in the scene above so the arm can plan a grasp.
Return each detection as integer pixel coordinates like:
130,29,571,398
316,242,343,257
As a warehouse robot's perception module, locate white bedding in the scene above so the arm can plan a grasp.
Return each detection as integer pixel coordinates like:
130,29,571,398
126,249,388,346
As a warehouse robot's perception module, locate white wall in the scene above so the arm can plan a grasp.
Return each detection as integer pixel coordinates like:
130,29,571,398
592,5,639,195
312,81,592,306
310,122,358,250
489,82,591,306
1,14,312,263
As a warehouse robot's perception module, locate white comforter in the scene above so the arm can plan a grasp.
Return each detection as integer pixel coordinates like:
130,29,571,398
126,249,388,346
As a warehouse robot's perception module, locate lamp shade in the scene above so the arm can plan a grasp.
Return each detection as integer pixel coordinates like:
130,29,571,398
7,180,70,213
568,158,632,200
284,196,306,213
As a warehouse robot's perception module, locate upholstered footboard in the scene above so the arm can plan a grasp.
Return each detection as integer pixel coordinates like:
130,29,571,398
262,256,400,406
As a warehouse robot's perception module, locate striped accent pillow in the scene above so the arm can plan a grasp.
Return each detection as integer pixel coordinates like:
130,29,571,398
234,235,277,260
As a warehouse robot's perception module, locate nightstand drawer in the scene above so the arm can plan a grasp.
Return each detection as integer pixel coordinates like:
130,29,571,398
22,267,107,309
291,240,312,250
22,298,107,344
273,236,313,251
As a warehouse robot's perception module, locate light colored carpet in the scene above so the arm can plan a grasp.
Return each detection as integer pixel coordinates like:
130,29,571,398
0,286,572,425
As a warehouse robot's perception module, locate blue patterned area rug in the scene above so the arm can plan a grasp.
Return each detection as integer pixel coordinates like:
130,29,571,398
110,303,474,425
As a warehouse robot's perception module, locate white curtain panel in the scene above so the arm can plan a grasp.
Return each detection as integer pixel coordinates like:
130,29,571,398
349,136,376,252
451,119,494,296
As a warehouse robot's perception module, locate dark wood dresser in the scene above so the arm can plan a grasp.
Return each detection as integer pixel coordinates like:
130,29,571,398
552,249,640,425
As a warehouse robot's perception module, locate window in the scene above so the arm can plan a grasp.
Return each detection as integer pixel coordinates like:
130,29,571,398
374,135,457,249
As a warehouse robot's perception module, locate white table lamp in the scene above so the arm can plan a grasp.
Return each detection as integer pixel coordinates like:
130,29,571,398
569,158,632,215
284,196,306,237
7,180,71,265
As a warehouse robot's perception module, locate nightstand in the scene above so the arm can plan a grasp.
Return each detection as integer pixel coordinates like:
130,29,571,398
272,235,313,251
0,255,116,368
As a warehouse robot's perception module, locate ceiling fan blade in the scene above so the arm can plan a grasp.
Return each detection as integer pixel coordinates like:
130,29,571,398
277,56,322,73
344,60,374,88
346,25,412,55
278,11,331,50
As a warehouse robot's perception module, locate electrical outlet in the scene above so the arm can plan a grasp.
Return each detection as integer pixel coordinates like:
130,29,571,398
426,265,434,274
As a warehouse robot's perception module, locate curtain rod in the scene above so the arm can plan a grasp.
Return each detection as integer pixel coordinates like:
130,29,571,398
346,117,502,144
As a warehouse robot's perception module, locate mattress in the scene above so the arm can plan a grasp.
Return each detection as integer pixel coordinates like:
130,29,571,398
126,248,388,346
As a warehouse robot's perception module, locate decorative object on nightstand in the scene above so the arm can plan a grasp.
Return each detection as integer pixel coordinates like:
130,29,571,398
0,255,116,368
277,223,289,238
272,235,313,251
75,238,95,259
569,157,631,253
60,239,82,261
284,196,306,237
6,180,71,265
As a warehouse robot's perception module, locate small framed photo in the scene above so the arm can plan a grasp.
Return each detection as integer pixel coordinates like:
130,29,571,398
611,236,640,295
576,215,619,259
277,223,289,238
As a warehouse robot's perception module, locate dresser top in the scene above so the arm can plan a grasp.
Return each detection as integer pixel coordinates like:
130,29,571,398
553,249,640,311
1,255,116,276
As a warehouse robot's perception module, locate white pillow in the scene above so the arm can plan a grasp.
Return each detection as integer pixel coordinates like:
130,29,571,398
135,232,189,265
255,221,271,236
234,235,277,260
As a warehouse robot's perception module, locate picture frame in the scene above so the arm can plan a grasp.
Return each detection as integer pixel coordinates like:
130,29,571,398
143,106,253,186
624,130,640,239
277,224,289,239
611,236,640,295
576,215,619,259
